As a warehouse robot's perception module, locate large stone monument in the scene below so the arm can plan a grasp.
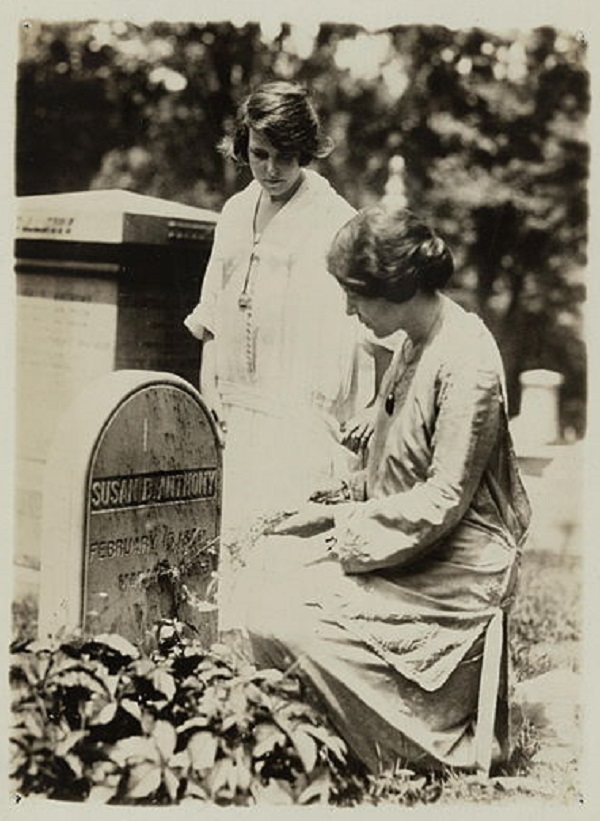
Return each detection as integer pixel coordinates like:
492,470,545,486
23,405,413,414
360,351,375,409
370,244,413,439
38,370,222,645
15,191,217,601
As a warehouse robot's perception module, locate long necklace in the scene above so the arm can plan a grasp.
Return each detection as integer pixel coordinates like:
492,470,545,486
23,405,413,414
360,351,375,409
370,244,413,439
237,173,305,311
384,301,444,416
238,194,264,310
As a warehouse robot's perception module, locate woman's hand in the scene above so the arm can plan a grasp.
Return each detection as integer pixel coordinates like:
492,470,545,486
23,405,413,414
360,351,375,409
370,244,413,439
340,406,377,454
266,503,334,537
200,335,228,440
309,480,351,505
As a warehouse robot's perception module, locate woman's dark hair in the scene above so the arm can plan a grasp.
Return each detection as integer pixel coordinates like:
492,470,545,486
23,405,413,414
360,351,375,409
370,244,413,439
327,206,454,303
220,81,333,166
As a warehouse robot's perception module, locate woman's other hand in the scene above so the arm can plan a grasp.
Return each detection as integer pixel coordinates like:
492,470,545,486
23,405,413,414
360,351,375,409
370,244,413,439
340,406,377,453
266,503,334,537
309,480,351,505
200,334,227,440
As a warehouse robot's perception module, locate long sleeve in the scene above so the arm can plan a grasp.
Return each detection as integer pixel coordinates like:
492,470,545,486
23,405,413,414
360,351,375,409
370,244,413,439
334,361,503,574
183,209,228,340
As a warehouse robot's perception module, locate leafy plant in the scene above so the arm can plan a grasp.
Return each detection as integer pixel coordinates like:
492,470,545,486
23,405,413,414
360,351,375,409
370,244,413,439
10,621,367,806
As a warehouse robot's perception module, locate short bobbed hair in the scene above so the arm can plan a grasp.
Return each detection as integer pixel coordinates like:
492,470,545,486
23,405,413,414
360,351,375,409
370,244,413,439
327,206,454,303
220,81,333,167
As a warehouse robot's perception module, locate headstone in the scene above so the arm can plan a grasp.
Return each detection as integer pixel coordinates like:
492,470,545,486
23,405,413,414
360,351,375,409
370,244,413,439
14,190,217,601
519,369,564,444
38,370,222,646
510,368,564,479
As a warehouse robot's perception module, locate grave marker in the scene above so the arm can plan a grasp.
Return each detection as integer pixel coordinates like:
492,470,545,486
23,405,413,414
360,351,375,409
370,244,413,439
38,370,222,645
15,190,217,600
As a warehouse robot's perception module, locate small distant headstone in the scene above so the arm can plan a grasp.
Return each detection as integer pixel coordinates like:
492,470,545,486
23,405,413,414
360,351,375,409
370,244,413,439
38,371,222,646
519,369,564,445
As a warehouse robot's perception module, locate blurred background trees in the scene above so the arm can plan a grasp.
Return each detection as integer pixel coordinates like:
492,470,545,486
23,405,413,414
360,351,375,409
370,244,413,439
16,19,588,433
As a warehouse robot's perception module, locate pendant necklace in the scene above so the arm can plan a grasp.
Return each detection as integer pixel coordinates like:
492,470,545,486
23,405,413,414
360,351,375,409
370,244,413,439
385,344,413,416
384,390,396,416
384,301,444,416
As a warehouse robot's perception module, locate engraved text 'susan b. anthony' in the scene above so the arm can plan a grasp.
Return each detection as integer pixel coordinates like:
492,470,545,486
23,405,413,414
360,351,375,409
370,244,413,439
90,468,218,511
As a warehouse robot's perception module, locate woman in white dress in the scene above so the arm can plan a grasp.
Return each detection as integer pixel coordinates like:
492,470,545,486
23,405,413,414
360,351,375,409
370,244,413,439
184,82,371,629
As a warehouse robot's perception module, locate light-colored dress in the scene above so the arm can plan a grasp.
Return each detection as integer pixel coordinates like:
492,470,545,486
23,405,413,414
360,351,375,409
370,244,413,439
184,170,370,627
244,296,531,771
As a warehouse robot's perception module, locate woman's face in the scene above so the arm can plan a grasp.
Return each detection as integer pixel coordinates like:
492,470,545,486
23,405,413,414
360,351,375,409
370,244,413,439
248,129,302,200
344,290,409,338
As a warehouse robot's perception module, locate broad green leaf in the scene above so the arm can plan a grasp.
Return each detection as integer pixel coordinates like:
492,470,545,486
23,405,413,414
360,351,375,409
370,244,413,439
63,752,84,779
90,760,119,785
251,669,283,685
206,757,234,799
228,684,248,714
303,724,347,761
130,659,155,677
55,729,86,757
111,735,156,765
87,784,118,803
164,767,180,802
141,713,156,735
126,760,162,799
252,778,294,805
244,682,270,706
152,720,177,760
120,698,142,721
50,665,110,697
290,728,318,774
90,701,118,726
169,750,190,771
20,711,45,739
234,747,253,792
252,725,286,758
220,714,240,732
177,716,209,735
298,770,332,805
187,731,218,771
93,633,139,659
180,675,203,690
151,669,176,701
184,780,209,801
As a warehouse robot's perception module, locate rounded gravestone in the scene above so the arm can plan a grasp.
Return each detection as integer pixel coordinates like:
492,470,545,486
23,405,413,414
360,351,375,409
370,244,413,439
38,371,222,646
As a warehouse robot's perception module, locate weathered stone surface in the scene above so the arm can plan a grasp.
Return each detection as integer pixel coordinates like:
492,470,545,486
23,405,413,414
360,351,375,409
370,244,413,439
38,370,222,645
15,191,218,602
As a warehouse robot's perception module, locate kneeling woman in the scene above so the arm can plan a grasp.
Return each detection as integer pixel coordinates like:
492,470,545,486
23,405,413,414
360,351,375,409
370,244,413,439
242,207,531,772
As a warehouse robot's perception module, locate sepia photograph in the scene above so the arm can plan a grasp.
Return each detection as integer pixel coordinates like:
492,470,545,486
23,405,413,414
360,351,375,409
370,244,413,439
3,1,596,816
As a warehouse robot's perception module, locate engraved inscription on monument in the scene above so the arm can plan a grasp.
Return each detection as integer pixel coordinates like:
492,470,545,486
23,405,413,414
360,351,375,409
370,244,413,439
82,380,221,643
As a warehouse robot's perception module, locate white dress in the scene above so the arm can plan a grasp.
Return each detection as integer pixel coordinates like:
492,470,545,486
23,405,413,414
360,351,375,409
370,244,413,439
185,170,371,626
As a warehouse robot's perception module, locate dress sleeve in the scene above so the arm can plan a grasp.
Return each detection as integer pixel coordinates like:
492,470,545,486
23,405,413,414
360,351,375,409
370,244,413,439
333,361,503,574
183,213,226,340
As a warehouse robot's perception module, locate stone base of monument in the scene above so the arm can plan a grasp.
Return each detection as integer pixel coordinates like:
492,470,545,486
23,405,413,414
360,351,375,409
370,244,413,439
38,370,222,647
512,668,581,765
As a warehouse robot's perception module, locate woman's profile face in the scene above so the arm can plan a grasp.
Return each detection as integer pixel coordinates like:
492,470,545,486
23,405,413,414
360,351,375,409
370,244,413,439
344,289,409,338
248,128,302,200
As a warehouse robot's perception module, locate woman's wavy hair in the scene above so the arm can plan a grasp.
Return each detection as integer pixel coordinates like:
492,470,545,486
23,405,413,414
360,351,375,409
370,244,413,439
327,206,454,303
219,81,333,166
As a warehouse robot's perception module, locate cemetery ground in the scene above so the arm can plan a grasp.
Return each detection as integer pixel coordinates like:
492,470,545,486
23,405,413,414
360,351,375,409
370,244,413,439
10,542,582,808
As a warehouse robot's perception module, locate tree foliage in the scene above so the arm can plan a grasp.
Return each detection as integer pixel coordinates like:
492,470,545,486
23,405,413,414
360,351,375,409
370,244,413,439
16,19,588,431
